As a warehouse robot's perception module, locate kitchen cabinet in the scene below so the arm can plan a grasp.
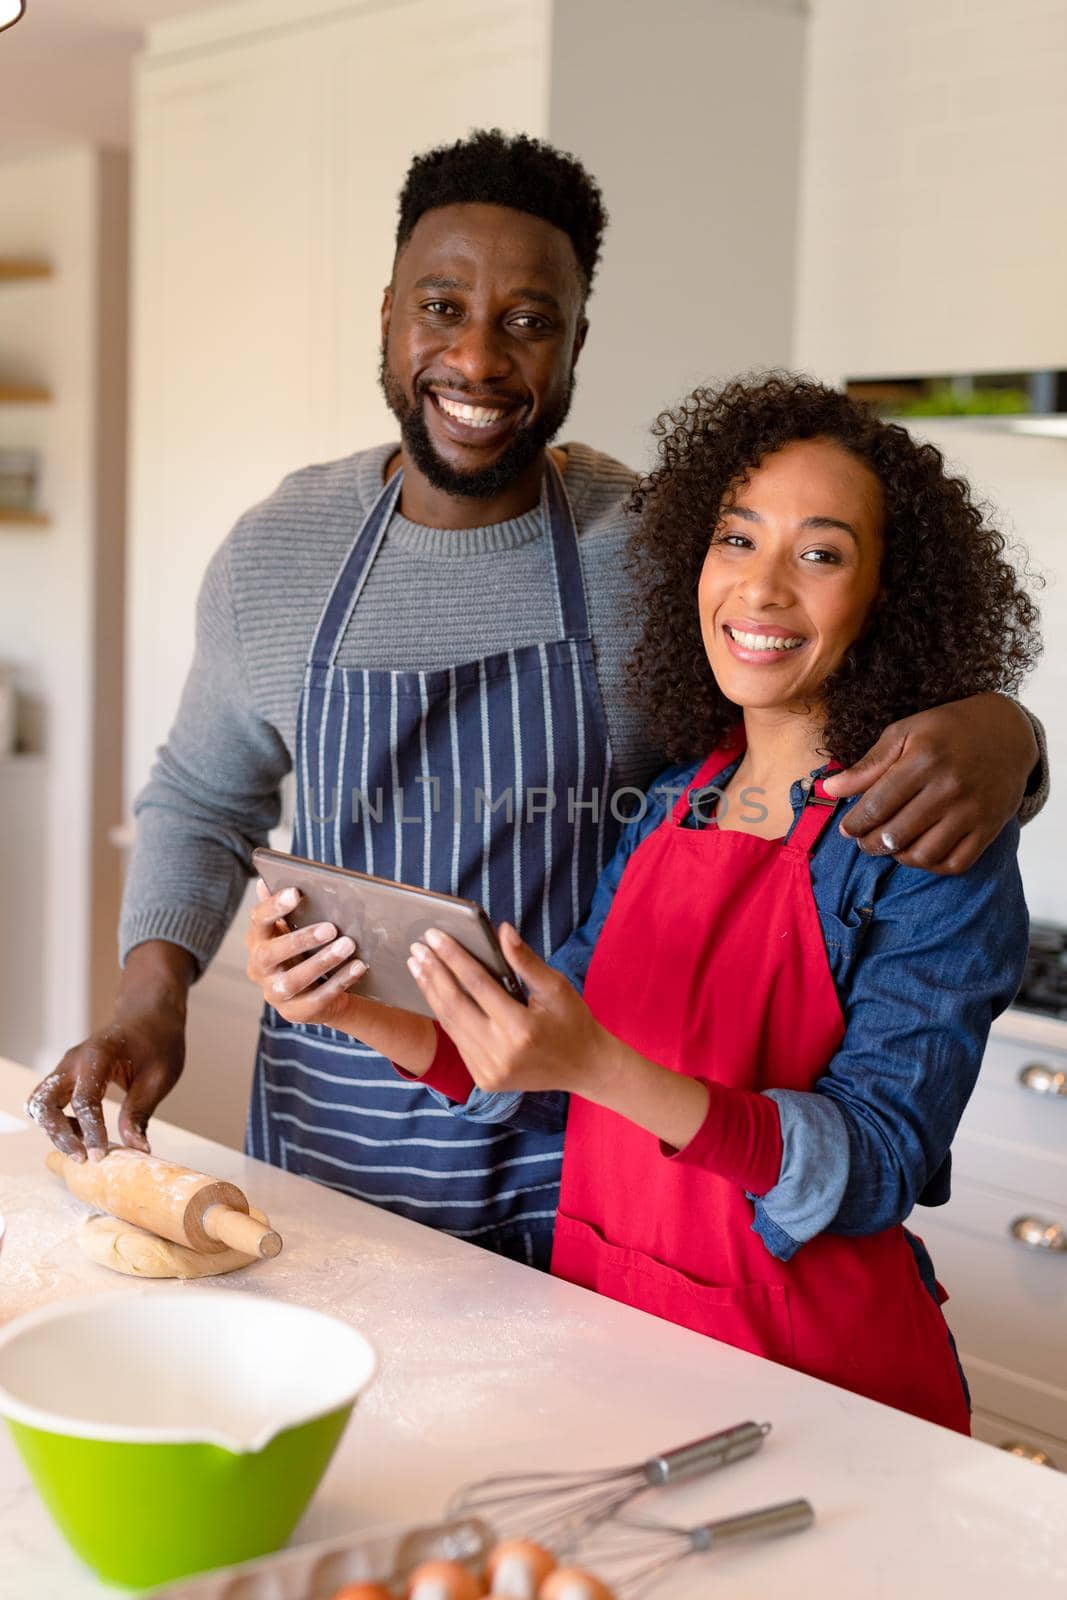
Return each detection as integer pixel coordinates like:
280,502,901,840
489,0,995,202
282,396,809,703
915,1009,1067,1467
794,0,1067,376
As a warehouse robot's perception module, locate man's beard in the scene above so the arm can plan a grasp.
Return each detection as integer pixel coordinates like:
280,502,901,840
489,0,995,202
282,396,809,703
379,350,574,501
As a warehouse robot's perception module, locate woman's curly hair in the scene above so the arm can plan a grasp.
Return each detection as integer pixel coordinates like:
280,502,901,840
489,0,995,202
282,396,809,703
627,373,1042,766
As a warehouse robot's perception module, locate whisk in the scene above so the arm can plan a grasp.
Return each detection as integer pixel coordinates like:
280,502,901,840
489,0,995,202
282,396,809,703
574,1496,815,1597
445,1421,770,1547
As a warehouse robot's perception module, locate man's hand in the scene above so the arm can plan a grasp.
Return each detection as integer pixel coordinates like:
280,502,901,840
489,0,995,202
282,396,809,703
26,941,195,1162
822,693,1038,875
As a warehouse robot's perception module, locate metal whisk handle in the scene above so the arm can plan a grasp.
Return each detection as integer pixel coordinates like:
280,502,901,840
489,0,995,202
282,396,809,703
642,1420,771,1486
690,1497,815,1550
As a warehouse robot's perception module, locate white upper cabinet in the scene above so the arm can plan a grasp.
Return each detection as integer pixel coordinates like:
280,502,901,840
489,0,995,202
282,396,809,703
794,0,1067,379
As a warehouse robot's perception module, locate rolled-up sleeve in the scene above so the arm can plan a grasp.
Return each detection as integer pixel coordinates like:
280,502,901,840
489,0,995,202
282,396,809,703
752,820,1027,1260
1018,704,1048,825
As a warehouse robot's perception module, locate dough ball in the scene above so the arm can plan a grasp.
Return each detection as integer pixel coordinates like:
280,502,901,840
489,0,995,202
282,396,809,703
77,1208,271,1279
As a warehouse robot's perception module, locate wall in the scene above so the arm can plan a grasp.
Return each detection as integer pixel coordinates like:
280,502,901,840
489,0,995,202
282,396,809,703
912,423,1066,923
0,2,215,154
0,146,128,1069
794,0,1067,378
88,158,130,1031
550,0,807,470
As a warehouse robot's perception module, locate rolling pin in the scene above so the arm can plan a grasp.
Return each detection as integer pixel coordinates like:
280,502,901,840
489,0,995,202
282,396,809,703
46,1148,283,1259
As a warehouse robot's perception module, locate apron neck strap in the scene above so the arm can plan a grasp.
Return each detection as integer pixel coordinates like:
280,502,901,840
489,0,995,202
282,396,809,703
542,452,591,641
671,726,747,823
311,467,404,669
788,765,845,854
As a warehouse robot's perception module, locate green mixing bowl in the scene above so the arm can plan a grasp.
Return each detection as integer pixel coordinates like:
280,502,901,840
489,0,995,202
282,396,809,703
0,1287,377,1590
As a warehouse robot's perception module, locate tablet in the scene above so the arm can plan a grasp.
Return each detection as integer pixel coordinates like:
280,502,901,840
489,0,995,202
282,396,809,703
252,847,526,1019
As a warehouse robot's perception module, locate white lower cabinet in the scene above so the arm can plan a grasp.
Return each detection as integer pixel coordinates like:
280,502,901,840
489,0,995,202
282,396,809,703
972,1408,1064,1470
914,1010,1067,1464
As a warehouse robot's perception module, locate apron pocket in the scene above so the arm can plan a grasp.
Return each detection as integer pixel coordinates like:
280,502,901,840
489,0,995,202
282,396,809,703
553,1212,794,1363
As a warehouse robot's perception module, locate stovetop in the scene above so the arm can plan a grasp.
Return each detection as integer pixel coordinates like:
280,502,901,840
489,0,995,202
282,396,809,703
1015,921,1067,1020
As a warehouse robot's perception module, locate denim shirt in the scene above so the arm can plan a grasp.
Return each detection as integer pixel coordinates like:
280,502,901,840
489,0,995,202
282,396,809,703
447,753,1028,1263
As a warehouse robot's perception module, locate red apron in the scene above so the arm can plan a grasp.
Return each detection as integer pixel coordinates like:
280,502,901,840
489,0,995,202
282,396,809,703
552,734,970,1433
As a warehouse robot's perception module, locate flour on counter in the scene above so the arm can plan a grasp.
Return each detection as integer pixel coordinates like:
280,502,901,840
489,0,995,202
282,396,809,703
0,1177,91,1317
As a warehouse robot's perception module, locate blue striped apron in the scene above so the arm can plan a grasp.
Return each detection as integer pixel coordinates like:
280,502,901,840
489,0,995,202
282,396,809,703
247,457,617,1268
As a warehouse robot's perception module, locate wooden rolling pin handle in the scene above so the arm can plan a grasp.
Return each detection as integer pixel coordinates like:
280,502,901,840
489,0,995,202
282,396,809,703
202,1204,283,1259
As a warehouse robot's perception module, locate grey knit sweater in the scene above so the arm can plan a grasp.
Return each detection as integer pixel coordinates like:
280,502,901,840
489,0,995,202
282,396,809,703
121,439,1048,975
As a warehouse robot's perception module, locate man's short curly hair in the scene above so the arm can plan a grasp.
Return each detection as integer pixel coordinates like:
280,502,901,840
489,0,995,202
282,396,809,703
628,373,1042,766
395,129,607,294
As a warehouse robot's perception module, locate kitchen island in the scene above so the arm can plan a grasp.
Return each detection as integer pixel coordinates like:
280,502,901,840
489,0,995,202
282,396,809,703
1,1056,1065,1598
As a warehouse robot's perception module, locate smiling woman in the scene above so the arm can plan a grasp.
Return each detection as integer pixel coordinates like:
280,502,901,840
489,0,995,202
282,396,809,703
325,372,1039,1436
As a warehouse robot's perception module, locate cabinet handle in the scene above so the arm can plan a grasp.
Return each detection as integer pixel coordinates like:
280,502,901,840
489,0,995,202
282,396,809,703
1010,1216,1067,1252
999,1440,1058,1469
1017,1062,1067,1098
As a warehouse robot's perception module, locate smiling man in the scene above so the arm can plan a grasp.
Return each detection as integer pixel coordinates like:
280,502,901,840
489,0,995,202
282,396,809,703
29,131,1046,1269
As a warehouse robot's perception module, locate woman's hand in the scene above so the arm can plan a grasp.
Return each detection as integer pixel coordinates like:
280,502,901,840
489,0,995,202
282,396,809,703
244,882,437,1072
408,923,611,1096
410,923,711,1147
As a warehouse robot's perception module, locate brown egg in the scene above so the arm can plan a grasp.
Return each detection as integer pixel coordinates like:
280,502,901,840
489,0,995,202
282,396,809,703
538,1570,615,1600
406,1559,485,1600
329,1586,396,1600
487,1539,557,1598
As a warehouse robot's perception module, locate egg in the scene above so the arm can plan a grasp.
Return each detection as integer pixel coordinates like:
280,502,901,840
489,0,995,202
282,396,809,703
487,1539,557,1598
406,1558,485,1600
537,1569,615,1600
329,1586,396,1600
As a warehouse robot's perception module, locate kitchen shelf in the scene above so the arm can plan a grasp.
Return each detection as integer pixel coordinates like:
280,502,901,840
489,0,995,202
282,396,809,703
0,508,49,527
0,385,52,404
0,260,53,283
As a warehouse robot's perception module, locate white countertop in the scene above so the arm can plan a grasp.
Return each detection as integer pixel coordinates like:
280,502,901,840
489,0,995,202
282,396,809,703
1,1056,1066,1598
992,1006,1067,1052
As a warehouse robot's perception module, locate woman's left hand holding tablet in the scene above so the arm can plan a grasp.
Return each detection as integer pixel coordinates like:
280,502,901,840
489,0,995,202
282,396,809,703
408,923,611,1096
